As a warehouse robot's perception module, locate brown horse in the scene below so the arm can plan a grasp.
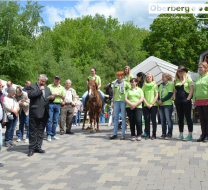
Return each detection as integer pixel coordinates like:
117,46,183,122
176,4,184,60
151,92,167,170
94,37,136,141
82,79,103,132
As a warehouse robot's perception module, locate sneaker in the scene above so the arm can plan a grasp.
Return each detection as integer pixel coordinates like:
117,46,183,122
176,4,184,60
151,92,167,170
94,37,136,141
151,135,156,140
183,134,193,141
109,135,117,140
165,135,172,140
142,132,147,137
24,139,29,143
145,134,150,140
47,135,51,142
137,136,142,141
159,135,166,139
120,135,125,140
16,138,22,142
177,133,184,140
10,141,16,146
131,136,136,141
52,135,59,140
5,142,11,147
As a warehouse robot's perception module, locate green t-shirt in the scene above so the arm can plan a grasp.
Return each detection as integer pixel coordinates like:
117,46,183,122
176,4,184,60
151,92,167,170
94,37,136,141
142,82,159,107
124,74,134,83
125,87,144,108
48,84,65,103
88,75,101,85
193,73,208,102
174,77,193,93
113,81,129,101
159,82,174,106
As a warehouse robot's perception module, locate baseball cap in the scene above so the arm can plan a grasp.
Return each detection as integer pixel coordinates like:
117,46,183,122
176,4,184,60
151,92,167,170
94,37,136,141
54,75,61,79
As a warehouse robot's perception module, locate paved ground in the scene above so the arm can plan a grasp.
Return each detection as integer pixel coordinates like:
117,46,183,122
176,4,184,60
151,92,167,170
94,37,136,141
0,123,208,190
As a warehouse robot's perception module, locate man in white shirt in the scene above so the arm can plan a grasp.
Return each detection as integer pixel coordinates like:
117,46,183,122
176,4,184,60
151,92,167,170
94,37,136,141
60,79,77,135
2,81,14,96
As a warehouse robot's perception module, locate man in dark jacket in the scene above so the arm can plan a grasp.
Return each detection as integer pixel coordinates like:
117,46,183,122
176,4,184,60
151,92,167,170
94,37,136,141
27,74,54,157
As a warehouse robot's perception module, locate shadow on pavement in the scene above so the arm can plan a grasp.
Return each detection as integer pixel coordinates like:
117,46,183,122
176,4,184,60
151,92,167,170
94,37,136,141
6,145,28,155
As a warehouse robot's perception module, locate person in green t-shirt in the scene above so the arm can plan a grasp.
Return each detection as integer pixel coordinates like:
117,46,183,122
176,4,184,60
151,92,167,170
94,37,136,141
47,75,65,142
82,68,105,114
125,78,144,141
142,73,159,140
173,65,194,141
124,66,134,83
193,62,208,142
158,73,174,140
109,71,129,140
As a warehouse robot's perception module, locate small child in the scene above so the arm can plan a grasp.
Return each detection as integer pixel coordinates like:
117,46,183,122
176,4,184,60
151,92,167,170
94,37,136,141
72,104,79,126
105,112,108,123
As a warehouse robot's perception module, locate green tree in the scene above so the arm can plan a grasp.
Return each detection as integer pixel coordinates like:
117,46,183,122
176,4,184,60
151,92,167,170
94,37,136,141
0,0,44,85
143,14,207,72
196,2,208,41
48,14,149,94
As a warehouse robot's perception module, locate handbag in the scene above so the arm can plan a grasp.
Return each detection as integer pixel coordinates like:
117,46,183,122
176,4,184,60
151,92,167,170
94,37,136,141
7,113,14,121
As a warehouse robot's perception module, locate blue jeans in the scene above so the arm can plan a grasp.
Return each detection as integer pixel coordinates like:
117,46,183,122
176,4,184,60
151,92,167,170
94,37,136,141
159,105,173,136
73,115,77,125
0,123,2,151
82,90,105,110
5,115,18,142
100,113,104,123
46,103,60,136
113,101,126,136
77,111,81,125
18,110,29,139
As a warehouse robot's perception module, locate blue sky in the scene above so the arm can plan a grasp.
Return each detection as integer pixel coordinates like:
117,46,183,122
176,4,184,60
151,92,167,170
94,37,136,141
20,0,208,30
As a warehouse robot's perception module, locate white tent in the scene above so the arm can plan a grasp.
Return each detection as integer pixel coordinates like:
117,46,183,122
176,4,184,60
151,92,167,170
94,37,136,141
199,49,208,63
131,56,199,85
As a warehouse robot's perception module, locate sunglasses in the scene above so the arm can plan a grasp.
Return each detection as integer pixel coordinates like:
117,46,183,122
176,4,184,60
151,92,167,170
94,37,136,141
177,70,184,73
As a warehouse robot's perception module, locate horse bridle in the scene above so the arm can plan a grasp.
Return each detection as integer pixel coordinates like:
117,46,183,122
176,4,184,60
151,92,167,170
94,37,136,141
88,85,101,108
89,85,97,99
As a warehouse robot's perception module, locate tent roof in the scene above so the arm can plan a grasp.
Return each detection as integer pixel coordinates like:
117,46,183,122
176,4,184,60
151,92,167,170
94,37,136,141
199,49,208,63
131,56,199,85
0,79,21,89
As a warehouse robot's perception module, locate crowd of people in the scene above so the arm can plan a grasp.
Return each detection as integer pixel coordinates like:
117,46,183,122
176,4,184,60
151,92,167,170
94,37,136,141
109,63,208,143
0,75,82,158
0,62,208,161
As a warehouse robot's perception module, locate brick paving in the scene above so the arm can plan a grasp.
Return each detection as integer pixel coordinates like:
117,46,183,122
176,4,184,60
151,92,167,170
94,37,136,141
0,123,208,190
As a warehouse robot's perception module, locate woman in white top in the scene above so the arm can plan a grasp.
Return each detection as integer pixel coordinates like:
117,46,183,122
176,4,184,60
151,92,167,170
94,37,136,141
3,87,19,147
